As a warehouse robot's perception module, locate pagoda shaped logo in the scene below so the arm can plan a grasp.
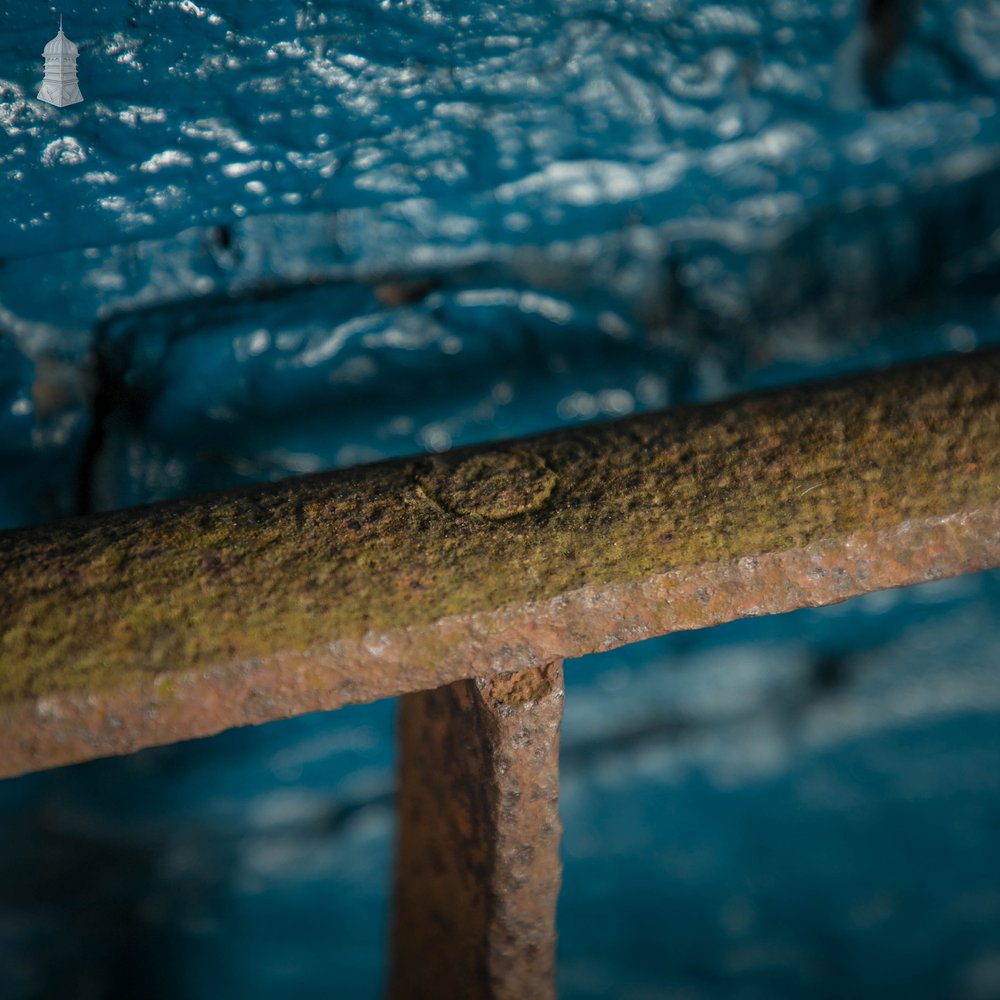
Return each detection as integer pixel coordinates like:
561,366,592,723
38,16,84,108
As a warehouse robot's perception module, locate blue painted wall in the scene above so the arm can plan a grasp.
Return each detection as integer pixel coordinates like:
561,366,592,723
1,0,999,995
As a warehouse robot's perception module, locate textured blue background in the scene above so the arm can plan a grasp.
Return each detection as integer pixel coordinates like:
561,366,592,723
1,0,1000,996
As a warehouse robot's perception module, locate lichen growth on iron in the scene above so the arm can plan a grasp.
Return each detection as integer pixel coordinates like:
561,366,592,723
418,449,558,520
1,351,997,706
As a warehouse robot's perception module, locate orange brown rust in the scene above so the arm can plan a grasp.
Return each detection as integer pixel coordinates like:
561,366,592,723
1,349,999,777
391,661,564,1000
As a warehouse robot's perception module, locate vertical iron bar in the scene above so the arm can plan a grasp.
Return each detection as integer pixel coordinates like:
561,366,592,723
391,661,564,1000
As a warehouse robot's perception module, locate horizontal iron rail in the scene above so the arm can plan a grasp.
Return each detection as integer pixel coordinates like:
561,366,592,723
1,349,998,778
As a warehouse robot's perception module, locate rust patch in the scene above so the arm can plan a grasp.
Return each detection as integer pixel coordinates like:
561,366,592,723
488,660,562,707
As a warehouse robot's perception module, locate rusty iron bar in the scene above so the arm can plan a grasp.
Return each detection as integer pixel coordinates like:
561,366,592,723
391,661,564,1000
1,349,998,777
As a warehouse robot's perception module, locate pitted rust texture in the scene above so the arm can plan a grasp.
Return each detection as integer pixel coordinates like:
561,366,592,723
1,350,999,775
391,661,564,1000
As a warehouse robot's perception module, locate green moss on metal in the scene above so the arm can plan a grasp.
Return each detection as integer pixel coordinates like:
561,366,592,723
1,351,998,705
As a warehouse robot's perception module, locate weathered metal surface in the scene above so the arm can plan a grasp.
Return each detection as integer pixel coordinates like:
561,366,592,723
1,349,998,776
391,661,564,1000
